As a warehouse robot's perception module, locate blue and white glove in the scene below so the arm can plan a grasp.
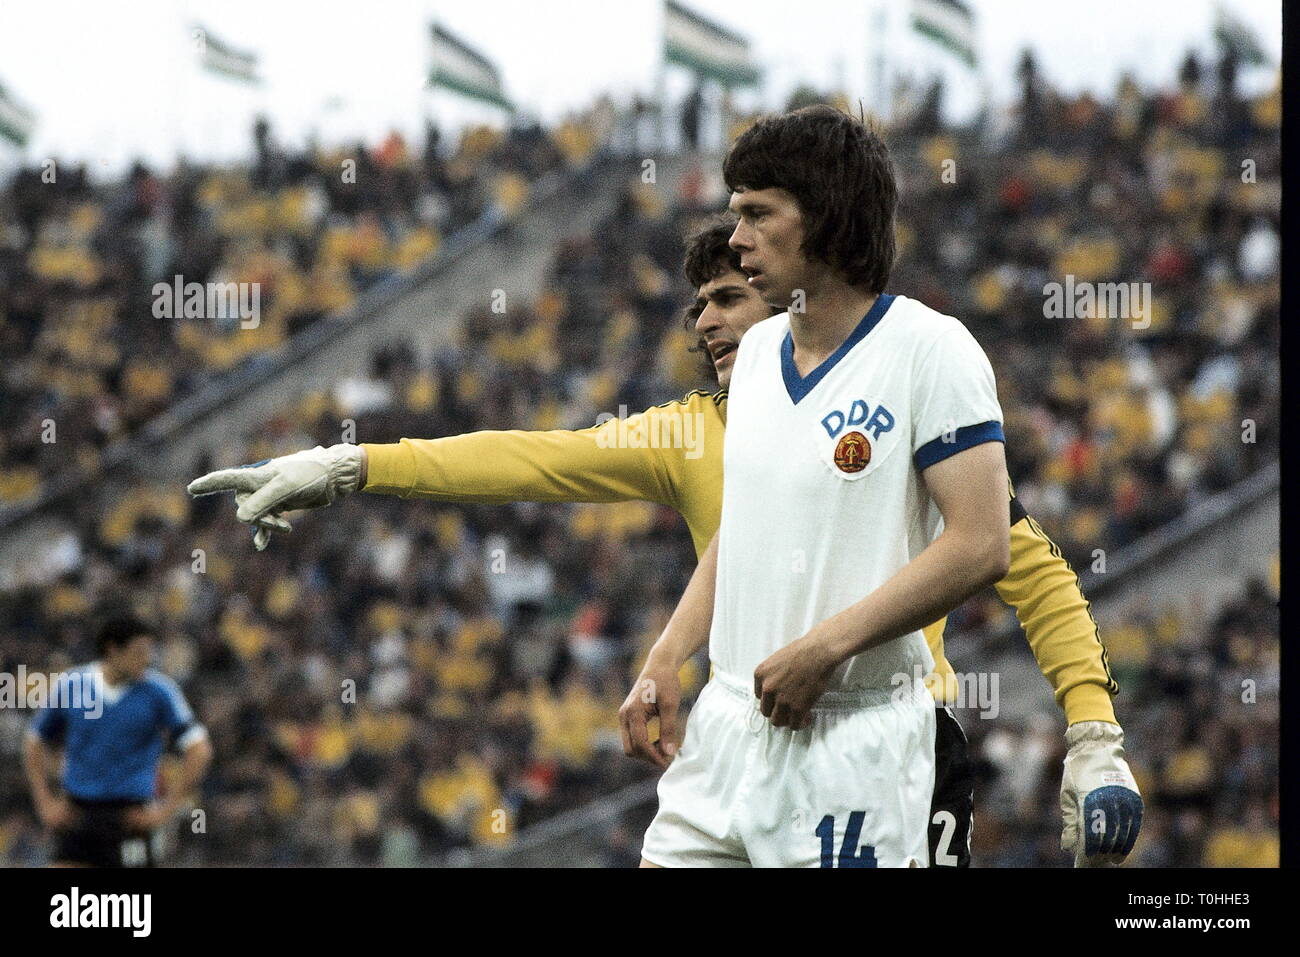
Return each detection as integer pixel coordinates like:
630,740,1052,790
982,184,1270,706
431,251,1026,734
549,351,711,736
1060,721,1144,866
187,444,364,550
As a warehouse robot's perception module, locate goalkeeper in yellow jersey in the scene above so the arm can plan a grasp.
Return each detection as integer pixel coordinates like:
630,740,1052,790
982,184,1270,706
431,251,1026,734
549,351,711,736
188,222,1143,867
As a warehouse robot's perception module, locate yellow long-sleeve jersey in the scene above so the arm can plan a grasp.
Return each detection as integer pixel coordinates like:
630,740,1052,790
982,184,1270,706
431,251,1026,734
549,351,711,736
362,389,1118,724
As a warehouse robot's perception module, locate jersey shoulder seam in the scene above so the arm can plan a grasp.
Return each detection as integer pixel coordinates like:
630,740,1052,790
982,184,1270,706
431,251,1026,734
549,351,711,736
651,388,726,411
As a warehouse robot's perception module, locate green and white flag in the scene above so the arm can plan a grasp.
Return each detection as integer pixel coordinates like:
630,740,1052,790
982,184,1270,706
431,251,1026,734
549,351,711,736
1214,8,1270,66
911,0,977,68
194,24,261,84
0,80,36,148
663,0,760,87
429,24,513,110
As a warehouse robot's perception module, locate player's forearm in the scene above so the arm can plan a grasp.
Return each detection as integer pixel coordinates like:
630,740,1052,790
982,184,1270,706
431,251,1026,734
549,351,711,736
997,516,1118,725
1059,683,1118,726
22,735,56,803
172,736,213,801
649,532,719,669
360,428,670,505
820,524,1009,665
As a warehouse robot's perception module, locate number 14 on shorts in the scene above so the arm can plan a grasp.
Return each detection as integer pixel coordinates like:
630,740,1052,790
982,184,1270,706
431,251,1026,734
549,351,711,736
816,812,878,868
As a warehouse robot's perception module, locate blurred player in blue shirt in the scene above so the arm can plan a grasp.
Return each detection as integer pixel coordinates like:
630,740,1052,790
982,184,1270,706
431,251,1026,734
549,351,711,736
22,610,212,867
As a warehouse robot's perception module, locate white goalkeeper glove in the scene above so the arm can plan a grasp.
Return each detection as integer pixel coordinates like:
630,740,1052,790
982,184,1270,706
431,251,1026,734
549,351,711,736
1059,720,1144,867
187,444,364,550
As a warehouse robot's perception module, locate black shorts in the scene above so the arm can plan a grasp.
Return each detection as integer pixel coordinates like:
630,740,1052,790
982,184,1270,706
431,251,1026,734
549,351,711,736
52,799,160,868
928,706,974,867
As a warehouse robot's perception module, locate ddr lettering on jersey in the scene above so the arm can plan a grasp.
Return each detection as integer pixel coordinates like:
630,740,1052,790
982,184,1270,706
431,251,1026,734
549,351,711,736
711,293,1004,692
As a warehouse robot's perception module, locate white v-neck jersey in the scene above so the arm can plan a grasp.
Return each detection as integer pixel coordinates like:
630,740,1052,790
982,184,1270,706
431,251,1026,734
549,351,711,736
711,293,1004,692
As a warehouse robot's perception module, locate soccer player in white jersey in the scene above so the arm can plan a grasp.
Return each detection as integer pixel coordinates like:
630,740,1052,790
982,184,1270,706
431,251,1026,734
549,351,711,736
634,106,1011,867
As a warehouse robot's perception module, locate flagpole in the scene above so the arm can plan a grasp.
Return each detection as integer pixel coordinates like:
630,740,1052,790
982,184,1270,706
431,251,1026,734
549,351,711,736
655,2,667,156
420,1,432,157
869,0,889,123
169,6,183,169
425,2,437,161
182,2,199,166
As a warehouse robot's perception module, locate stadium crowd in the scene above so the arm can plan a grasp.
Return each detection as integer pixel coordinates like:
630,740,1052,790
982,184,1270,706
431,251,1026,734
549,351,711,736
0,50,1278,866
890,49,1279,574
0,108,601,507
964,569,1279,867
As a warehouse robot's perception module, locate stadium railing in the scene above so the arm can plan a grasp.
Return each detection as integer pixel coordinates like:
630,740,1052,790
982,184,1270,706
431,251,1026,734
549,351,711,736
440,779,660,868
1074,460,1278,605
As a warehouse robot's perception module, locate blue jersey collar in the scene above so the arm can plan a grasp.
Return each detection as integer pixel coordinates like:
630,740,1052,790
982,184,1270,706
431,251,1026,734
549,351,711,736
780,293,896,404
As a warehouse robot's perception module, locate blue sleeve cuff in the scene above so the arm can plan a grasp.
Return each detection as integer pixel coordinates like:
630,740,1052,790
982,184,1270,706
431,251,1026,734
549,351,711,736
914,420,1005,471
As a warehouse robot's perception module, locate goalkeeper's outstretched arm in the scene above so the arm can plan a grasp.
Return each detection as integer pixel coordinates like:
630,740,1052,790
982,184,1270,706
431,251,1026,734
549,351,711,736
185,395,708,550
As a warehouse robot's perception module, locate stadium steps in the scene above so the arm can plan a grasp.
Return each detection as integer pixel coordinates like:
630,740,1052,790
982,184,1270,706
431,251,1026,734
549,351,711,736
0,151,697,587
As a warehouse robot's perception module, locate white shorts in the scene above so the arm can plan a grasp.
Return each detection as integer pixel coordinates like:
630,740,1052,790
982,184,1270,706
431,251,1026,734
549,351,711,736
641,671,936,868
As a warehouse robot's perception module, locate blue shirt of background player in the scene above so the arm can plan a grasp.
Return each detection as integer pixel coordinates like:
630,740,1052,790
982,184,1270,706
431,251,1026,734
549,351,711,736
30,664,202,803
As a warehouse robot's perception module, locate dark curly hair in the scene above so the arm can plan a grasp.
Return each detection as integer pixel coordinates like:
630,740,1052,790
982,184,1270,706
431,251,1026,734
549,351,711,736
683,219,743,291
722,104,897,293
